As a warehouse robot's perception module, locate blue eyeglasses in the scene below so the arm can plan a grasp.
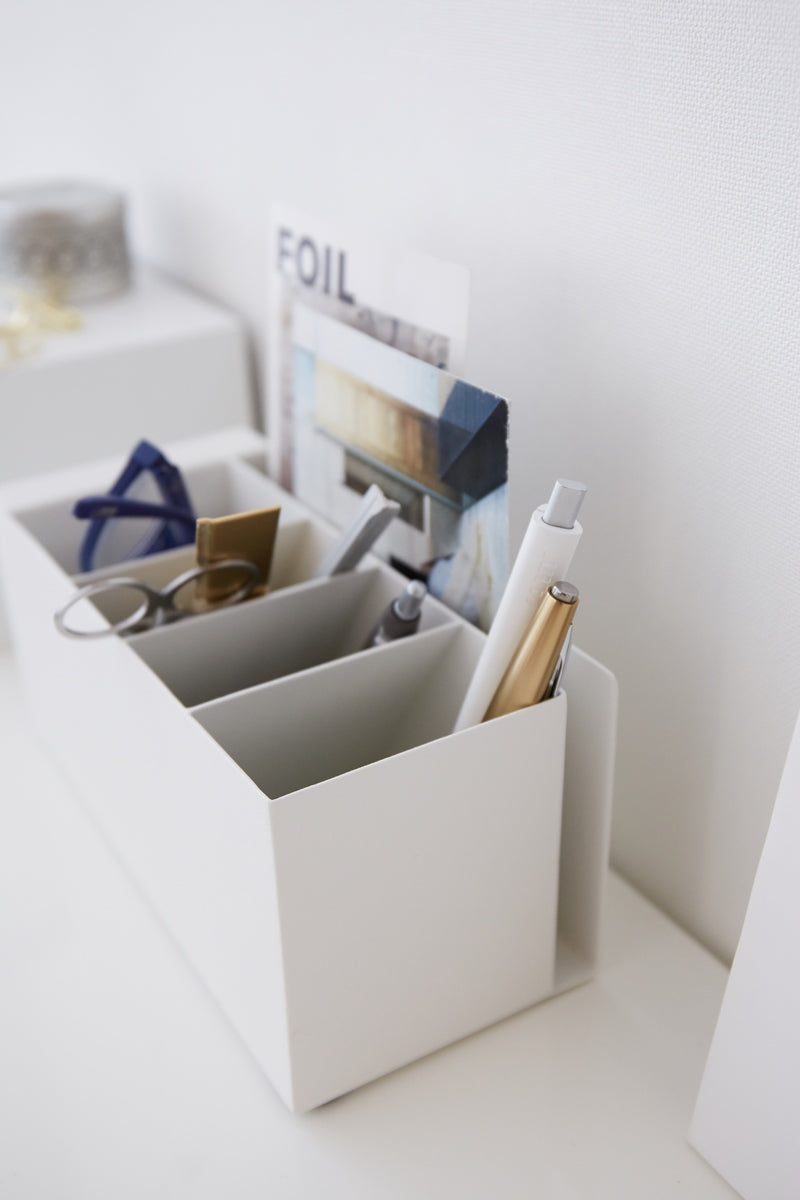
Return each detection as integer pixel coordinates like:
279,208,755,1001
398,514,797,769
73,440,196,573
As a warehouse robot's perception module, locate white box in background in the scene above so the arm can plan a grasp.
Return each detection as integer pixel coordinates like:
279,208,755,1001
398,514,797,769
0,428,617,1112
0,265,253,483
0,267,253,646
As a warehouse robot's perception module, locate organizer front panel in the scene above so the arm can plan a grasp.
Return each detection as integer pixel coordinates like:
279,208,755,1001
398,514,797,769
267,694,566,1111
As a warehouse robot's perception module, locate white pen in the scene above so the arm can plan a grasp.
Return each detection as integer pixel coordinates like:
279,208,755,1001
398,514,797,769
453,478,586,731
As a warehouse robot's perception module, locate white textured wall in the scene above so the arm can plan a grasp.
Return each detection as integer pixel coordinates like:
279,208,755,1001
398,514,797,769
2,1,799,963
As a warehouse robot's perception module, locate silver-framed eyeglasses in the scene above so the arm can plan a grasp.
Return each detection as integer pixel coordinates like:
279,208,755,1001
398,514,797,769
55,558,260,639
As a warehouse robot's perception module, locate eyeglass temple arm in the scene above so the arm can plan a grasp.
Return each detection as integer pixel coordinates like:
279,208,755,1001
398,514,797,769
72,496,198,526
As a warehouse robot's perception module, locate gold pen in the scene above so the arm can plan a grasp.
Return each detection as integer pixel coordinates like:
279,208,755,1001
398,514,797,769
482,581,579,721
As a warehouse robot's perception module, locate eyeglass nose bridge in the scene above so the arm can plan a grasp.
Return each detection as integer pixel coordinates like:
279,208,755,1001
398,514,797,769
163,558,261,613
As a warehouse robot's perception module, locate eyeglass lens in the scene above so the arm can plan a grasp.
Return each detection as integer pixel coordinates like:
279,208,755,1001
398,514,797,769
58,580,152,636
92,472,173,569
168,562,257,613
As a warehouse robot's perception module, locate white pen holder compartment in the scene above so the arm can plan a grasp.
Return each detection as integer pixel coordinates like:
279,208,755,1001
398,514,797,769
65,519,343,643
191,623,481,794
127,567,455,708
0,429,618,1114
191,638,567,1112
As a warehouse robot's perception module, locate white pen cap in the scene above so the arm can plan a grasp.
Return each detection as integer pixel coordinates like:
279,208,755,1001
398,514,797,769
542,479,587,530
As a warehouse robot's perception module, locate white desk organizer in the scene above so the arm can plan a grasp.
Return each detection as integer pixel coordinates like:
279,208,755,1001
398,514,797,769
0,427,617,1113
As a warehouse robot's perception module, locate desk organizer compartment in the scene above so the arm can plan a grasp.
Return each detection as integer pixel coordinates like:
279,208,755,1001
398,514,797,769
0,429,618,1113
191,623,480,794
128,567,455,708
189,624,567,1111
69,515,342,636
11,451,330,582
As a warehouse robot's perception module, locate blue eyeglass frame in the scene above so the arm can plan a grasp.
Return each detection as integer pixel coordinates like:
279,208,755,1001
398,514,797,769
73,440,197,573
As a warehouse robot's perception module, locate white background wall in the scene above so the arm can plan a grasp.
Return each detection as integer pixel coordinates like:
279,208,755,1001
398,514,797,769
2,0,799,964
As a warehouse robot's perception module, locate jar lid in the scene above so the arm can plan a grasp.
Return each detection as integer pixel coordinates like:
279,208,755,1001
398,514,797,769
0,180,131,302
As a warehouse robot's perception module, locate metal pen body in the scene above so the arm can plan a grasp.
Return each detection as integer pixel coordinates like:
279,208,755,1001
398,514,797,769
483,581,579,721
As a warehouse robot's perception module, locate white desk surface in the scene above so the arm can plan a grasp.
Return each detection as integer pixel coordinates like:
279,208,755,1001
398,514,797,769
0,652,737,1200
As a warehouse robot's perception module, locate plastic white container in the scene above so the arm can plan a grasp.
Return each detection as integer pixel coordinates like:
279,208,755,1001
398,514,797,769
0,428,617,1112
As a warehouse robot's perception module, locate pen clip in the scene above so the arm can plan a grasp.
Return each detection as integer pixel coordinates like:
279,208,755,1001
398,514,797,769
544,623,574,700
